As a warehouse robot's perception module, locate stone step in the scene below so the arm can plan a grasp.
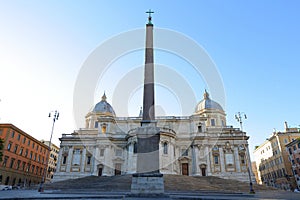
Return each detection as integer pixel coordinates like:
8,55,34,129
43,175,276,193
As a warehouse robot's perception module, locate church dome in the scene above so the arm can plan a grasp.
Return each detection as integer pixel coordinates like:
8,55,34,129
93,93,116,117
195,90,224,113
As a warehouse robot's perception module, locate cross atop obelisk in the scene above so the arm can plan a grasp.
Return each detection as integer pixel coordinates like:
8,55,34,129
142,9,155,125
146,9,154,25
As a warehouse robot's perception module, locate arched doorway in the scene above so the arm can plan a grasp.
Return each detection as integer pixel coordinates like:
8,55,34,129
200,164,207,176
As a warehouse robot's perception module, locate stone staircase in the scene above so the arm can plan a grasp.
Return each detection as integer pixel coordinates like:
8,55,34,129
44,174,275,193
44,175,132,191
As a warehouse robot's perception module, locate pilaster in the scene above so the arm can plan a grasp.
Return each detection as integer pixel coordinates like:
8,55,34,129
80,147,87,173
219,147,225,172
66,146,73,172
234,146,241,172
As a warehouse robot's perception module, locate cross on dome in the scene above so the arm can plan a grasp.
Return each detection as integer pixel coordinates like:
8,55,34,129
102,92,107,101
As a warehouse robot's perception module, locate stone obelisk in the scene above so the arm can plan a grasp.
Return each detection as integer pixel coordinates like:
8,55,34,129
130,10,164,195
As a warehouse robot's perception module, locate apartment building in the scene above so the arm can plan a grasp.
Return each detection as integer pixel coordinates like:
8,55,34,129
286,138,300,190
0,124,49,187
253,122,300,190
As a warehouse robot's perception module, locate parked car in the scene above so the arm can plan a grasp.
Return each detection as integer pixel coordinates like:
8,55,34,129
0,185,12,190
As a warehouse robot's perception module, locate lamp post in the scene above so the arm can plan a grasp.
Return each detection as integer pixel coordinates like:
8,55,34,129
235,112,255,194
38,110,59,192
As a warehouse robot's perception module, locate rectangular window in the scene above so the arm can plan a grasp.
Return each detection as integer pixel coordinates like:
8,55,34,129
211,119,216,126
13,145,18,153
95,121,98,128
29,151,33,159
7,143,12,151
221,120,225,127
32,143,35,149
16,160,21,170
10,158,15,168
22,162,26,171
87,156,91,165
100,149,105,157
24,149,28,157
214,155,219,165
23,137,26,144
3,156,9,167
19,148,23,156
28,140,30,146
115,149,122,157
11,130,15,138
62,156,67,164
197,125,202,132
240,155,245,164
26,164,30,172
181,149,188,156
17,134,20,141
163,143,168,154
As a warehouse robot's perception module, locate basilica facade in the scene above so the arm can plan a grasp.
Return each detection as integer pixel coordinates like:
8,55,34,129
53,91,254,182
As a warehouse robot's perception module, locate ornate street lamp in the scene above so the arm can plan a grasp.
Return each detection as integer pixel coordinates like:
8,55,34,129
38,110,59,192
235,112,255,194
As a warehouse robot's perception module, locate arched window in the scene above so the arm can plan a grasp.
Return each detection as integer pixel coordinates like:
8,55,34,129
163,142,168,154
133,142,137,154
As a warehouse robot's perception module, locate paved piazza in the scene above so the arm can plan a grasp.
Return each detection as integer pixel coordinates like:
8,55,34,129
0,190,300,200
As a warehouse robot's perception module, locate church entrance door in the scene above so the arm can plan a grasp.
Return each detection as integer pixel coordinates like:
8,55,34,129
182,163,189,175
114,163,121,175
201,167,206,176
98,167,103,176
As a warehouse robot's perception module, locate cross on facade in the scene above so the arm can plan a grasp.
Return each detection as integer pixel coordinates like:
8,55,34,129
146,9,154,24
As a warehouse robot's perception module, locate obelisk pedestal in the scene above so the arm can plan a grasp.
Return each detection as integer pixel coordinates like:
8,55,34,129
130,126,164,195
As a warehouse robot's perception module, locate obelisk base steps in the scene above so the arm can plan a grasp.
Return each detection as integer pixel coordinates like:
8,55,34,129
130,173,165,196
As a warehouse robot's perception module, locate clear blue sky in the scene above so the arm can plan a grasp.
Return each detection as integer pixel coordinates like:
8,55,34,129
0,1,299,159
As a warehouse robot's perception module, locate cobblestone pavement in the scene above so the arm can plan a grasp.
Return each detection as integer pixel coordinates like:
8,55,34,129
0,190,300,200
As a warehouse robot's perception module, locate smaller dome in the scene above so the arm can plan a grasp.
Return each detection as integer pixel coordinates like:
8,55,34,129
93,93,116,117
195,90,224,113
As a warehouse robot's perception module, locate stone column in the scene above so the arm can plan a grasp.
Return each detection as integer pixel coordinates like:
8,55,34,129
234,146,241,172
56,148,63,172
205,146,211,175
80,147,87,173
66,146,73,172
219,147,225,172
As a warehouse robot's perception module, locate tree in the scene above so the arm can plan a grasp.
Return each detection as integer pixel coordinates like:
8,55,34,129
0,138,4,162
